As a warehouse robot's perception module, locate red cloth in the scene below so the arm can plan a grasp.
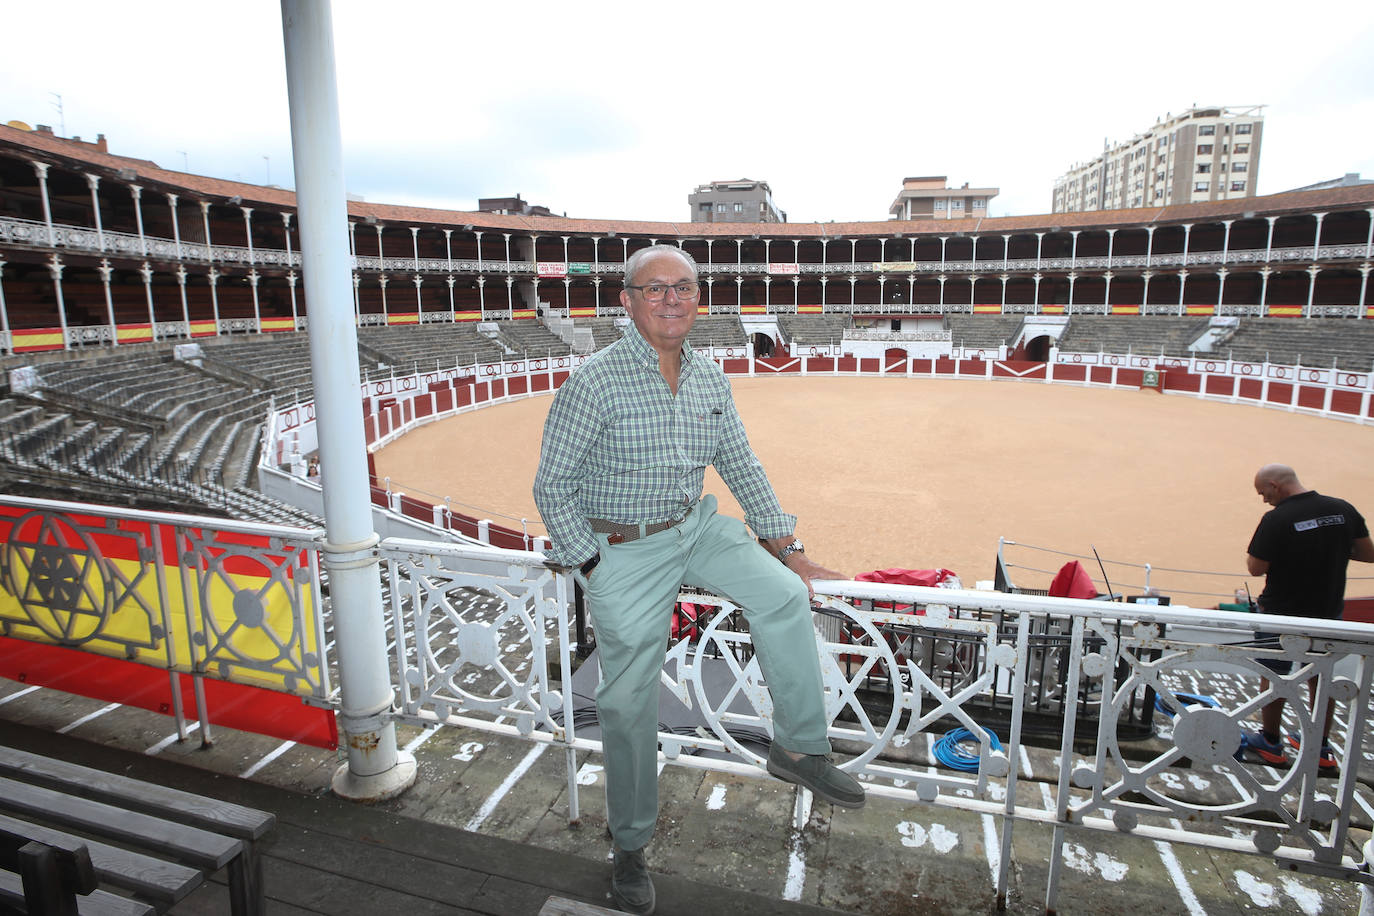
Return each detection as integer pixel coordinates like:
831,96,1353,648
855,568,958,588
1048,560,1099,599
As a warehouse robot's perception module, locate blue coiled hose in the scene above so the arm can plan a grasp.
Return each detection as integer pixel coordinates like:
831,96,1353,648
934,726,1003,772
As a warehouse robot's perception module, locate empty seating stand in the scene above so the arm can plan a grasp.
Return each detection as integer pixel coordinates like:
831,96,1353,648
0,745,275,915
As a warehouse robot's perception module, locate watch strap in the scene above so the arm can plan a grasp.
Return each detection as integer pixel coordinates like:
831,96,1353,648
776,539,805,562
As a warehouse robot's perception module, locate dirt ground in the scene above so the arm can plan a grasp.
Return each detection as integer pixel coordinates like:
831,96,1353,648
374,376,1374,607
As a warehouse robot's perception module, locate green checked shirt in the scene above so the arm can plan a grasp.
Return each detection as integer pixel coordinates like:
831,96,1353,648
533,324,796,568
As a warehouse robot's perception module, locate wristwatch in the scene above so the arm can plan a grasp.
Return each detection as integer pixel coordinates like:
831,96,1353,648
776,539,805,562
579,552,601,577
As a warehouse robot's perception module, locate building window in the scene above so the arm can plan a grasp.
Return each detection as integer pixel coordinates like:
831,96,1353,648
934,199,946,210
1235,143,1250,154
716,203,726,212
1197,144,1213,154
1197,163,1211,173
1199,125,1216,136
1236,123,1253,134
972,199,985,209
1231,162,1248,172
1231,180,1246,192
952,200,963,210
733,202,743,213
1194,181,1210,192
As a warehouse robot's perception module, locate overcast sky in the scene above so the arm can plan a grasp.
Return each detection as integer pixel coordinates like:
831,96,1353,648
3,1,1373,224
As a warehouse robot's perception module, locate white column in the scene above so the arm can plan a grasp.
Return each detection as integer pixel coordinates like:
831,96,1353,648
94,258,117,343
1145,226,1155,268
248,268,262,331
475,230,483,271
477,276,486,318
443,228,453,274
413,273,423,314
48,255,70,349
378,273,389,319
1306,265,1321,316
1177,270,1189,317
0,258,11,342
287,270,299,327
281,0,414,800
1265,216,1277,262
199,200,214,264
176,265,191,333
1035,233,1044,271
139,261,156,337
1221,220,1233,265
282,211,295,269
32,162,55,246
410,226,420,275
167,194,183,259
241,207,256,264
1216,269,1228,310
1000,275,1008,310
1312,212,1327,261
85,173,106,251
446,275,456,321
208,267,222,334
130,185,148,256
1106,228,1116,270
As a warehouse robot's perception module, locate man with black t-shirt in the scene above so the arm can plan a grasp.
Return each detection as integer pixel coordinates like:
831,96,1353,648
1237,464,1374,768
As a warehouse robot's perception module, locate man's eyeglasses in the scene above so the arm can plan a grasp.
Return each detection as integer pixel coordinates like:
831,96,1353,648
625,281,701,301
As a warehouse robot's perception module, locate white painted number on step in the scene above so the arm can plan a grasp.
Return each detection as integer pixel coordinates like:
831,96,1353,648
452,741,485,762
1062,843,1128,881
897,822,959,853
576,763,603,786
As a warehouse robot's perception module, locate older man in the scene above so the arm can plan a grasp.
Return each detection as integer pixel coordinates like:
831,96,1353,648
1237,463,1374,769
533,244,863,914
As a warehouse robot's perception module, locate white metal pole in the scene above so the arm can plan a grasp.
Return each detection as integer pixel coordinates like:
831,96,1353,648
280,0,415,801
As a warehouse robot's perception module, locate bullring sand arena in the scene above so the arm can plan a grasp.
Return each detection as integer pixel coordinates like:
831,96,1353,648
375,375,1374,606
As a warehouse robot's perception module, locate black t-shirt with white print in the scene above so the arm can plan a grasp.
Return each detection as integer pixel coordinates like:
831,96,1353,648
1247,490,1368,618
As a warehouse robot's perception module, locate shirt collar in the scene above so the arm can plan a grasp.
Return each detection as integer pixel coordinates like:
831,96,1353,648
622,322,696,373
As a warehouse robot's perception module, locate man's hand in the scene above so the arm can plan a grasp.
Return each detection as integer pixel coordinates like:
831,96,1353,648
762,536,845,600
785,552,846,600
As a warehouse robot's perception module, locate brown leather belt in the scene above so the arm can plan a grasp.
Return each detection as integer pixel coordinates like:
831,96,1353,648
588,507,693,545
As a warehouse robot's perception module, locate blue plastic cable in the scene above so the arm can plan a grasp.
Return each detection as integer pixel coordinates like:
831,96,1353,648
934,726,1002,772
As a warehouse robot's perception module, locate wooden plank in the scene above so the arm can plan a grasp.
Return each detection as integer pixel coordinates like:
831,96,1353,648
0,813,202,905
0,746,275,840
537,895,624,915
0,776,241,871
0,869,155,916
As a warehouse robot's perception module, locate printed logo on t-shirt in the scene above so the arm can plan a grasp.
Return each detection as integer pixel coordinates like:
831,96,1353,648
1294,514,1345,532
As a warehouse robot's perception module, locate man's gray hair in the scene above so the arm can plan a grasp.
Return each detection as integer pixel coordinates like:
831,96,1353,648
623,244,697,287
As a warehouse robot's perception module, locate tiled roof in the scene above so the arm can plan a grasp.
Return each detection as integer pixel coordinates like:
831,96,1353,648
4,124,1372,239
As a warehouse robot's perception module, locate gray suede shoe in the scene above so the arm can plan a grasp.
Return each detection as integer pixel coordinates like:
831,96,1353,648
611,845,655,915
766,743,867,808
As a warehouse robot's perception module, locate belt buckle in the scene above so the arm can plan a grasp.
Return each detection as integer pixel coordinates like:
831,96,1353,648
607,532,625,545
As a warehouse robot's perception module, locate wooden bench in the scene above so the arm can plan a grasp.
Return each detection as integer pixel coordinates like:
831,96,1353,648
0,745,275,915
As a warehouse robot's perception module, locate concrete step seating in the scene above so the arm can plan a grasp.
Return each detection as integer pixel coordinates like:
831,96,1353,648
778,314,848,347
1057,316,1209,356
1223,317,1374,369
686,315,746,348
946,315,1022,348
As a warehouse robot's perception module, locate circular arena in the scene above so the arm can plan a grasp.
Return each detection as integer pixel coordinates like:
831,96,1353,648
5,122,1374,916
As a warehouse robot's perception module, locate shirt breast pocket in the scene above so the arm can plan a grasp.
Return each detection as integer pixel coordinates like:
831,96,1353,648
680,398,723,465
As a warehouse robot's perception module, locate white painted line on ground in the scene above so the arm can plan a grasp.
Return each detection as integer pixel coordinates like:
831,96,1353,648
145,722,200,755
57,702,121,734
981,813,1000,890
0,685,41,706
466,743,547,831
1155,837,1206,916
782,790,813,901
241,740,297,779
404,725,440,755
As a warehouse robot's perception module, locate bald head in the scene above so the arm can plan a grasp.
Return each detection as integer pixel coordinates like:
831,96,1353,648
1254,464,1306,506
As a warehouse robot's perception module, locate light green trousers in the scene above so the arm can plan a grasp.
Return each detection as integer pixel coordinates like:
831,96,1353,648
580,494,831,851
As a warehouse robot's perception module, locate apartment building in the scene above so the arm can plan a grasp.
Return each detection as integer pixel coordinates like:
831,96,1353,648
887,176,999,221
1052,106,1264,213
689,178,786,223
